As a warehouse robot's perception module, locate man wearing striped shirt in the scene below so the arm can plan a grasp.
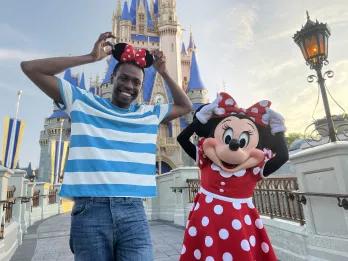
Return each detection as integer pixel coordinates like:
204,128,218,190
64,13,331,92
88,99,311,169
21,32,192,261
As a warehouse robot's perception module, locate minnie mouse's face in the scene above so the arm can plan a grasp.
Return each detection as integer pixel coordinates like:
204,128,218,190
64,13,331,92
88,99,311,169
202,115,265,173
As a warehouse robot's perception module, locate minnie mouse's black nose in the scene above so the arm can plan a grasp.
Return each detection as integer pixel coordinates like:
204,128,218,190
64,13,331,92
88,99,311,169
229,139,240,151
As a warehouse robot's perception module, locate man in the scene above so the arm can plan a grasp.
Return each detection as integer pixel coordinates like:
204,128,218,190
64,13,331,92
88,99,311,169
21,32,192,261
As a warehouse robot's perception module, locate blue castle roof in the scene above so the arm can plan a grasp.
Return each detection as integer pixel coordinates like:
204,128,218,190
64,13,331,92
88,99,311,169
187,51,205,91
102,56,118,84
79,72,86,90
144,0,154,29
181,42,187,55
121,1,131,21
130,0,137,25
154,0,158,16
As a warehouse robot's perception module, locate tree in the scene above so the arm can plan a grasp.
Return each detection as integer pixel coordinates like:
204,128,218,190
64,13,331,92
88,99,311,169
285,132,304,148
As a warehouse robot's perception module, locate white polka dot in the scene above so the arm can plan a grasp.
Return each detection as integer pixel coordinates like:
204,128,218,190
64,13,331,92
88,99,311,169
194,202,200,211
253,167,261,175
205,195,213,203
219,228,229,240
219,189,224,193
222,252,233,261
136,53,139,56
249,235,256,247
225,98,234,105
220,181,226,186
188,226,197,237
251,107,258,113
194,249,201,259
128,54,131,58
122,58,126,61
247,201,255,209
241,239,250,251
244,215,252,225
214,205,223,215
181,244,186,254
205,236,213,247
232,202,241,210
201,216,209,227
199,160,203,165
142,57,145,60
206,256,214,261
255,219,264,229
261,242,270,253
231,219,242,230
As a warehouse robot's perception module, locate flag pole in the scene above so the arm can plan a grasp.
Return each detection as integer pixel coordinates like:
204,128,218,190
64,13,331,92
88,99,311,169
15,90,23,121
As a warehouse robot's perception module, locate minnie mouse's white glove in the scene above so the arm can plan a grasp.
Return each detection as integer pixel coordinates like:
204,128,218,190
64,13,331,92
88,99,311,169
195,96,222,124
263,108,286,134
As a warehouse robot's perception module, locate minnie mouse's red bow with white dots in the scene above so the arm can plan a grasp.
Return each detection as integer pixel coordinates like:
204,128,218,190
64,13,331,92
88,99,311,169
120,44,147,68
216,92,271,126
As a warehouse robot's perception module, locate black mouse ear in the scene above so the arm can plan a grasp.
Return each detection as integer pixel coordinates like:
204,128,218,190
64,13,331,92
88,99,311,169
112,43,128,61
143,50,154,68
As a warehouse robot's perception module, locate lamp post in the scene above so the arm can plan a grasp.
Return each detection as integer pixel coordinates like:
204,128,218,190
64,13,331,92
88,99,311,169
293,11,336,142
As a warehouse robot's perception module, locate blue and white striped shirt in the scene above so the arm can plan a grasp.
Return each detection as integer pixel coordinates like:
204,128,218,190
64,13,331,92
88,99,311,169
57,78,172,198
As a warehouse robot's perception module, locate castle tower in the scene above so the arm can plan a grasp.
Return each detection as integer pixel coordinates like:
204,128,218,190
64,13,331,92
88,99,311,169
120,1,132,42
157,0,182,85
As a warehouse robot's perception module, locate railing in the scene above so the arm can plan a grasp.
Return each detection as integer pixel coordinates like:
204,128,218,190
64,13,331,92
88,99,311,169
4,186,16,223
187,179,200,203
0,186,16,239
48,189,57,204
32,189,40,208
253,178,306,225
183,177,306,225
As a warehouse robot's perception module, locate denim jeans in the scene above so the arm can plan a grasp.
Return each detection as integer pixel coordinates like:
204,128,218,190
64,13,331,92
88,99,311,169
69,197,153,261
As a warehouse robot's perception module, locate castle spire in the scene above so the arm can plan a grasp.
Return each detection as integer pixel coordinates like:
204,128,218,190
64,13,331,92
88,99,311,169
181,42,187,55
187,51,205,91
188,28,195,50
116,0,122,17
130,0,137,25
121,1,131,21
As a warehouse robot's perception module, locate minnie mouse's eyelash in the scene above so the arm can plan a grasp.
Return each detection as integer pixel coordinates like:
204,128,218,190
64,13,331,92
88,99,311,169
247,130,254,135
222,124,230,130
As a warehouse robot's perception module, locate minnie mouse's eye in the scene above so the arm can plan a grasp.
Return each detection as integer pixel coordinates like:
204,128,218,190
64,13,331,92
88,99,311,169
223,128,233,144
239,132,250,148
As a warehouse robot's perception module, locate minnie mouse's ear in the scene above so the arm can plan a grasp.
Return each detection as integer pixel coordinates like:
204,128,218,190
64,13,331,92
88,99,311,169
112,43,128,61
143,49,154,68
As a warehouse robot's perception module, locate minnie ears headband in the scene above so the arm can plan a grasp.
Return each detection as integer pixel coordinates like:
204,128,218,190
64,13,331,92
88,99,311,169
215,92,272,127
112,43,153,68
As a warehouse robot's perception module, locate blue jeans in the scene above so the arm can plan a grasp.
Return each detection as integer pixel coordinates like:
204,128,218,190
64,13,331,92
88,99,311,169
69,197,153,261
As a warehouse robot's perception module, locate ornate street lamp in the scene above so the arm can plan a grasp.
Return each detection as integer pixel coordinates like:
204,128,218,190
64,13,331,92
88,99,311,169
293,11,336,142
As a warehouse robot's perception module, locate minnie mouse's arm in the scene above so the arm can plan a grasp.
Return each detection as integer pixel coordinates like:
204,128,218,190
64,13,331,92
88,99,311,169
177,120,201,160
263,132,289,177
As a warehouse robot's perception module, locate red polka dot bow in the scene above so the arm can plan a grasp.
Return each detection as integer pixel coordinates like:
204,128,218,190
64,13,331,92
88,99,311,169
216,92,272,127
120,44,147,68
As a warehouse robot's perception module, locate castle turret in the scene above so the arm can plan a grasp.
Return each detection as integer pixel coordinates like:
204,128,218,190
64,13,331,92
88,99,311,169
120,1,132,42
187,50,209,108
158,0,182,84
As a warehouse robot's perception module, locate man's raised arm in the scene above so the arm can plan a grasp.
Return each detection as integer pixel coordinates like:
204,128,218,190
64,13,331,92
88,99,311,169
152,50,192,122
20,32,114,103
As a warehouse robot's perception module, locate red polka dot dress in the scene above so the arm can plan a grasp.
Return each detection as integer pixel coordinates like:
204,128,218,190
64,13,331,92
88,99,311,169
180,138,277,261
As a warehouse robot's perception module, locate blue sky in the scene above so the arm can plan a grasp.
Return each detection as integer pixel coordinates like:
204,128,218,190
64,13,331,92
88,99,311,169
1,0,348,168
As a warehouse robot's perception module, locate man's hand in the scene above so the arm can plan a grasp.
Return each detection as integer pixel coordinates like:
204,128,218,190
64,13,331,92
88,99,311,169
90,32,115,62
151,50,168,76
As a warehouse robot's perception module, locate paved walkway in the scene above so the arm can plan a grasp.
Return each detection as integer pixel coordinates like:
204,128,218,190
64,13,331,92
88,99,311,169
11,214,184,261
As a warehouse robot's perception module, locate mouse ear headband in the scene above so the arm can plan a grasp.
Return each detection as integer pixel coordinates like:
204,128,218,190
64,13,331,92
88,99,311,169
112,43,153,68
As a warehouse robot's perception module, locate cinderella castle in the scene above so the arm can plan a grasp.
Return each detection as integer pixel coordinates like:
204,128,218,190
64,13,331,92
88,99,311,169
37,0,209,182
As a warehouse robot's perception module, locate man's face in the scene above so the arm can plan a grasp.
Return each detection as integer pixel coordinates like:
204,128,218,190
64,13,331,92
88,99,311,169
111,63,144,108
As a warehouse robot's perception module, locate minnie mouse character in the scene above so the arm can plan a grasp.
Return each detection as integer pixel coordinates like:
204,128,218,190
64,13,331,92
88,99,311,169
177,92,289,261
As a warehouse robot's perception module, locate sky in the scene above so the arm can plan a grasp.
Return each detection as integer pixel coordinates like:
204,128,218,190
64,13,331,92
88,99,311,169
0,0,347,169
